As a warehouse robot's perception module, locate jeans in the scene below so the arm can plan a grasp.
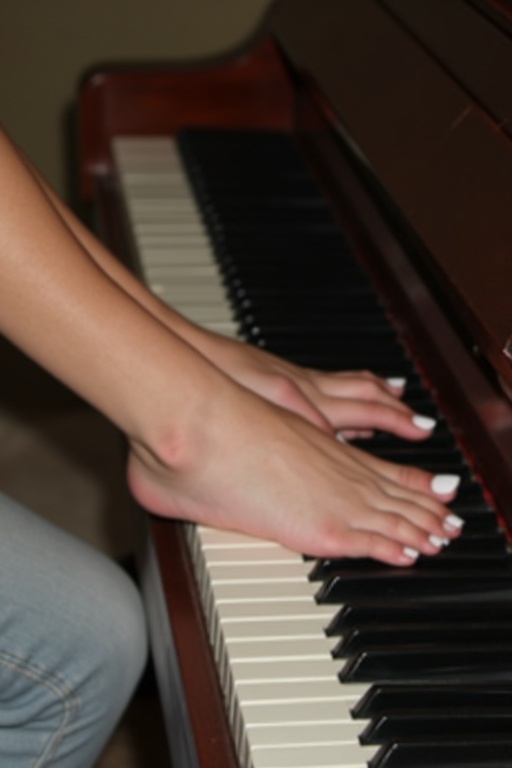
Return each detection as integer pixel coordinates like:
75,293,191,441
0,491,148,767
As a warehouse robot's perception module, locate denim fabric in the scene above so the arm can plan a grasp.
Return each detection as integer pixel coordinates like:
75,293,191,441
0,491,148,767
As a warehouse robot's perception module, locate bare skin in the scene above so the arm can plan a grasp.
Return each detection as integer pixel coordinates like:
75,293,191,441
20,149,437,441
0,126,462,565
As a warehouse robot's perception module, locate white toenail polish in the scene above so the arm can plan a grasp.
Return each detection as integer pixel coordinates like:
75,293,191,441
387,377,406,389
443,513,465,532
412,415,436,430
431,474,460,495
403,546,419,560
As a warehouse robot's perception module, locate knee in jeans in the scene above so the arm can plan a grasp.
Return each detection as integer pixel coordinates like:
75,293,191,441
79,566,148,715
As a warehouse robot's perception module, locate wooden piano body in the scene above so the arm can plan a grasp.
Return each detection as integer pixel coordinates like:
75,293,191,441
79,2,512,766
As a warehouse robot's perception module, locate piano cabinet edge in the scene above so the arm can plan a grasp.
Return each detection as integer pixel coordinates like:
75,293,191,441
78,36,297,205
143,515,241,768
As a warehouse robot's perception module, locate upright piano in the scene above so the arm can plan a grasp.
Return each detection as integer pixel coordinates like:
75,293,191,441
79,2,512,766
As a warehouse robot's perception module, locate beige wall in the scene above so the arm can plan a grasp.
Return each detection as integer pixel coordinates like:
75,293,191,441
0,0,273,201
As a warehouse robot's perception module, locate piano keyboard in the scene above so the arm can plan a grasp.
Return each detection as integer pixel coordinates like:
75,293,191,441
112,132,512,768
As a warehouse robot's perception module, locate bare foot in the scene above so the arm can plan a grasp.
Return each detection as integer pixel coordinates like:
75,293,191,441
127,384,461,566
189,331,436,441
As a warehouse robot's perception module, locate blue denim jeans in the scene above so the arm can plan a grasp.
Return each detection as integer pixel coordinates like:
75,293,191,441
0,491,148,767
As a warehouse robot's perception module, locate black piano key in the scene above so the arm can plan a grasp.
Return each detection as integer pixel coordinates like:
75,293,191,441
370,737,512,768
245,320,398,343
236,298,389,322
340,645,512,683
352,428,457,454
327,599,512,636
359,441,465,463
244,327,401,348
280,351,413,372
316,569,512,604
310,533,512,579
229,277,369,295
361,711,512,745
207,208,339,229
216,231,357,259
247,337,404,360
354,683,512,718
221,252,372,275
203,194,333,213
445,511,499,536
178,126,310,168
436,530,509,553
240,311,394,334
318,549,511,573
332,622,512,658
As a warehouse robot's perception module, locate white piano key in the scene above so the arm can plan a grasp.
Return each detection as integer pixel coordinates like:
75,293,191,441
158,302,231,323
250,742,375,768
217,599,334,622
144,272,224,287
220,617,330,640
246,721,363,746
143,264,218,278
211,579,318,603
135,233,211,248
224,636,335,662
229,657,341,684
208,560,312,583
198,527,278,547
202,321,239,336
134,223,207,237
140,247,214,265
240,699,359,725
234,678,369,705
201,546,302,565
147,286,228,304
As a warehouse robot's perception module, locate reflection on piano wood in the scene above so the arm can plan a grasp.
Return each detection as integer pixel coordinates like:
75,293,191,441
79,2,512,767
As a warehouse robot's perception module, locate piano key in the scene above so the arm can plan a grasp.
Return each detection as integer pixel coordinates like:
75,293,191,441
207,559,313,583
340,646,512,684
216,598,334,622
234,677,361,705
240,699,360,726
229,656,344,685
353,683,512,718
224,636,336,663
327,599,512,636
139,246,215,266
221,616,331,641
309,535,512,576
332,622,512,658
370,738,512,768
360,711,512,744
316,569,512,603
250,742,375,768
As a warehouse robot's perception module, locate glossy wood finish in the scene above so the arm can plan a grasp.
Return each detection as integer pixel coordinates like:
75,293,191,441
382,0,512,126
293,87,512,537
79,37,295,202
272,0,512,389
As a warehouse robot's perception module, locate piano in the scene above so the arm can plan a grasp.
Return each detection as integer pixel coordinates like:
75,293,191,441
79,1,512,766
